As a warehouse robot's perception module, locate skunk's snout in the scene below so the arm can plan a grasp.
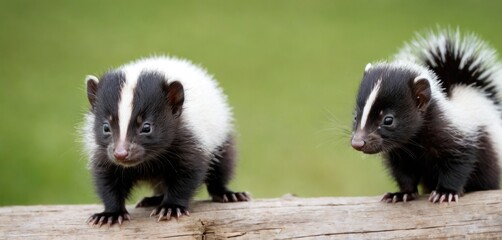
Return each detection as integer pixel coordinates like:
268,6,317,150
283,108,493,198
113,142,129,161
351,138,365,151
351,130,366,151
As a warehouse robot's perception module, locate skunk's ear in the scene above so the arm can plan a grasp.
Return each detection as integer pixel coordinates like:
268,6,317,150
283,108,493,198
164,81,184,118
364,63,372,73
412,77,431,112
86,75,99,109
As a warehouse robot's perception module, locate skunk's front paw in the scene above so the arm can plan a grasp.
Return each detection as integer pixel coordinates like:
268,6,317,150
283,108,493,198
211,191,250,202
428,190,459,204
381,192,418,203
87,210,130,227
150,203,190,222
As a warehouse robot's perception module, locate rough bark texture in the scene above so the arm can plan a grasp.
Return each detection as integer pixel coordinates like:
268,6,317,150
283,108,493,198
1,191,501,239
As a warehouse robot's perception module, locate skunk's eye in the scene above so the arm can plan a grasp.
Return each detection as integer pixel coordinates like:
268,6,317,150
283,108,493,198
103,123,111,133
383,116,394,126
141,123,152,134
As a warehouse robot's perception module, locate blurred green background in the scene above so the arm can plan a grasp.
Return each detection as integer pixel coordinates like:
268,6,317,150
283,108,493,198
1,0,501,205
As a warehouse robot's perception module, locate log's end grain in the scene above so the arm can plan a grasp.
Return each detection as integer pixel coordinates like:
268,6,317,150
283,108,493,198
1,191,501,239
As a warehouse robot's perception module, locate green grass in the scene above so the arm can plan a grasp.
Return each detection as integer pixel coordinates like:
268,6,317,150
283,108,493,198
1,0,501,205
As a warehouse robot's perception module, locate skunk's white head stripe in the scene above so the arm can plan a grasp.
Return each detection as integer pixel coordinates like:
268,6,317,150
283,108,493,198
360,78,382,130
118,76,139,142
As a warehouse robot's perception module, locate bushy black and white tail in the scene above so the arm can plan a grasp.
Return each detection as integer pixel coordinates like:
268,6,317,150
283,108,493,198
395,28,502,105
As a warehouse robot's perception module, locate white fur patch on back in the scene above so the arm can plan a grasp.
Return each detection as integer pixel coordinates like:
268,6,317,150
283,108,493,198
360,78,382,130
448,86,502,162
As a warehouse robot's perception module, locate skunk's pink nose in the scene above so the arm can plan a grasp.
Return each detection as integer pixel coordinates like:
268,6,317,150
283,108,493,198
351,130,366,151
114,143,129,161
351,138,365,151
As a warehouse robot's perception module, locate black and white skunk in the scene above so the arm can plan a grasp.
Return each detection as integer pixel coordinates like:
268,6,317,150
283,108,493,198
351,29,502,204
82,56,249,226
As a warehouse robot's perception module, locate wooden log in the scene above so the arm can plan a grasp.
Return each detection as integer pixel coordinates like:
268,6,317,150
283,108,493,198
1,190,501,239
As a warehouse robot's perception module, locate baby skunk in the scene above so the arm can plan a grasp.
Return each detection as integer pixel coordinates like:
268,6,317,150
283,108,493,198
82,56,249,226
351,29,502,204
